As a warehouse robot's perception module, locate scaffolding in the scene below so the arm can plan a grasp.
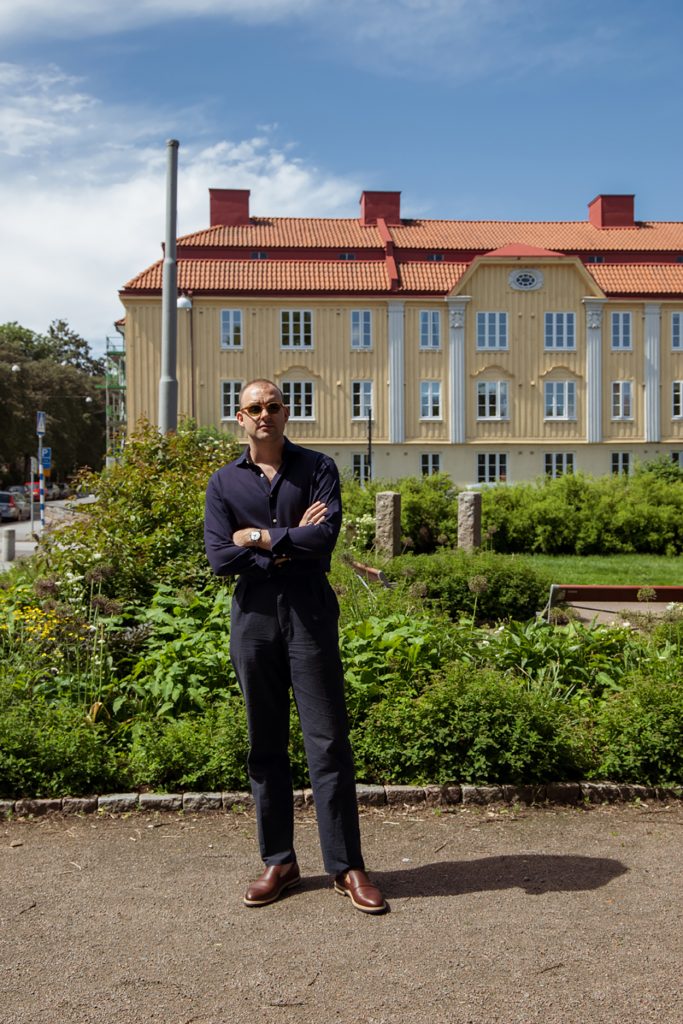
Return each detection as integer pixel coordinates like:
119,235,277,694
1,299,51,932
104,334,126,464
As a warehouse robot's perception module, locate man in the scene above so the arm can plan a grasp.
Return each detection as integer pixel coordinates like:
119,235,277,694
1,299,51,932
204,379,386,914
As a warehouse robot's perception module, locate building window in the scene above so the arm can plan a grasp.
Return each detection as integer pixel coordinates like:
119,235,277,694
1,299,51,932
612,452,630,475
673,313,682,350
281,310,313,348
477,453,507,483
351,310,372,350
352,453,371,483
420,381,441,419
352,380,373,419
427,253,444,262
420,310,441,349
611,312,632,350
587,255,604,264
672,451,683,465
477,381,509,419
545,452,574,477
282,381,314,419
339,252,356,261
251,251,268,260
544,312,575,350
421,453,441,475
476,312,508,350
544,381,576,419
220,309,243,349
673,382,683,419
612,380,633,419
220,380,242,420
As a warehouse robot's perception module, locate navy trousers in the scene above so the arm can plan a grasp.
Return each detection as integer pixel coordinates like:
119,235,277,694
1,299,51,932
229,572,364,875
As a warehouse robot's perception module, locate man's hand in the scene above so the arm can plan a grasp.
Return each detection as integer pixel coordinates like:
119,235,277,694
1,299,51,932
299,501,328,526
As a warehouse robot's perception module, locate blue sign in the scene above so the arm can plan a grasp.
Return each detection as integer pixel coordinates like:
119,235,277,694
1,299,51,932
42,447,52,469
36,411,46,436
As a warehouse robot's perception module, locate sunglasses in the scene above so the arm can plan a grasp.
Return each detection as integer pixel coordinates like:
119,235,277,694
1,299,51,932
240,402,285,417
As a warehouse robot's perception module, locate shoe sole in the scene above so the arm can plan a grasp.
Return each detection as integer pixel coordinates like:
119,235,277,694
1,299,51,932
243,875,301,907
333,880,387,915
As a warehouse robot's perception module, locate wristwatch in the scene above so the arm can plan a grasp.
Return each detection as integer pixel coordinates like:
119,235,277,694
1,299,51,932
249,529,262,544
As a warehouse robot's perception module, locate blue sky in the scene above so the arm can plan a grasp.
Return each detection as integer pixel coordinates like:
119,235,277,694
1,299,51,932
1,0,682,353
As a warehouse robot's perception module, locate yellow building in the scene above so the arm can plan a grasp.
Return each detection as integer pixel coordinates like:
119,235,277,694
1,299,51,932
119,189,683,484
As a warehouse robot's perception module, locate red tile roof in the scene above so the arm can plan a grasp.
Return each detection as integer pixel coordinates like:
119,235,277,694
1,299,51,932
176,217,683,253
587,263,683,295
123,259,392,294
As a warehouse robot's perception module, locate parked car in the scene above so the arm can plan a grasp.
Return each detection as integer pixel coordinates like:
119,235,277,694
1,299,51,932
0,491,21,522
24,481,40,500
45,482,61,501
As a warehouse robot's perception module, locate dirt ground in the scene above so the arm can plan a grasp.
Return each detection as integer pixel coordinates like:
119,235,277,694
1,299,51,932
1,802,682,1024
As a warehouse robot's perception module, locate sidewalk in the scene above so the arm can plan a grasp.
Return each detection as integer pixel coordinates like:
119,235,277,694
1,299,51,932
2,803,682,1024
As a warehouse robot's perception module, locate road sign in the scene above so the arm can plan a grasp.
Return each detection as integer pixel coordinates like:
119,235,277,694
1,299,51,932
36,411,46,436
42,447,52,469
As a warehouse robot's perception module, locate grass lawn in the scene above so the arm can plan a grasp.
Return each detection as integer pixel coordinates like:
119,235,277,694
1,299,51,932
524,553,683,585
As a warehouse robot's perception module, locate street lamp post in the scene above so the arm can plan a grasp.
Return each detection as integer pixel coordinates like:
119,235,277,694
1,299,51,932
177,293,195,420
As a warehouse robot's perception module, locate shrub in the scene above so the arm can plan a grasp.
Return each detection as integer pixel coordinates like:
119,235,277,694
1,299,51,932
593,675,683,784
352,664,593,785
342,473,459,553
385,550,551,622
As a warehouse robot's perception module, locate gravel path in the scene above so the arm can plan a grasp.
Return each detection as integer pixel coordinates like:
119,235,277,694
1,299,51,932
2,802,682,1024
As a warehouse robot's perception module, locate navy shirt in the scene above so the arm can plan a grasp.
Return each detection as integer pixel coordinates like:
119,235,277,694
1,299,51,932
204,438,342,579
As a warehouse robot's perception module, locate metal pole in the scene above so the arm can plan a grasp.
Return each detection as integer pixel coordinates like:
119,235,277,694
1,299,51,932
367,406,373,483
159,139,179,434
38,437,45,530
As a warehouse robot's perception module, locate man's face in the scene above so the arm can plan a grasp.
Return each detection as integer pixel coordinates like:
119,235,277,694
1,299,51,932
236,382,289,443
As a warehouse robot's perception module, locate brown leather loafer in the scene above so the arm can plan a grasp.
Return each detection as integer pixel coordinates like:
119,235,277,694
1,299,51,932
334,869,387,914
243,861,301,907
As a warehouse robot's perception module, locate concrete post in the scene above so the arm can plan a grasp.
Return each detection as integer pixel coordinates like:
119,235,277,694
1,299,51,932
1,529,16,562
375,491,401,557
458,492,482,551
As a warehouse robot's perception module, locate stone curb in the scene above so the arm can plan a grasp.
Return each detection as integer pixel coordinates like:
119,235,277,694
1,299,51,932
2,782,682,818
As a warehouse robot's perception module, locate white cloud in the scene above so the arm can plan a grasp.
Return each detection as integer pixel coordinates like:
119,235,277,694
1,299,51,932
0,64,359,352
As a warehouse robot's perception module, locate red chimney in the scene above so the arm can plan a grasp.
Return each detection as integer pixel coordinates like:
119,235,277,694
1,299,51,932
588,194,635,229
360,191,402,226
209,188,251,227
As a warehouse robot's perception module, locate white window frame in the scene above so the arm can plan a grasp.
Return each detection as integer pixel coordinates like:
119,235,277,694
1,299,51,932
477,381,509,420
545,452,574,478
544,381,576,420
420,381,442,420
673,313,682,350
544,312,576,351
477,453,507,483
282,381,314,420
476,312,508,350
673,381,683,419
611,311,632,350
352,380,373,420
352,452,371,483
351,310,373,350
280,310,313,349
419,310,441,350
611,380,633,420
220,380,242,421
220,309,243,350
611,452,631,475
420,453,441,475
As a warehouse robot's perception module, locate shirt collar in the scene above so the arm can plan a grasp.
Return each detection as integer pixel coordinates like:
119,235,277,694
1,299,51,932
236,436,298,468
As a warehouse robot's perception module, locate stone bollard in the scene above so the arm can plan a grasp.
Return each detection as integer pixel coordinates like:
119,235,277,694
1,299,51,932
1,528,16,562
375,491,401,557
457,491,482,551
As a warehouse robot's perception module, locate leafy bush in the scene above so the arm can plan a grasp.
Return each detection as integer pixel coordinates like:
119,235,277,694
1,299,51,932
352,664,593,785
385,550,551,622
127,702,249,791
593,675,683,784
342,473,459,553
0,702,121,798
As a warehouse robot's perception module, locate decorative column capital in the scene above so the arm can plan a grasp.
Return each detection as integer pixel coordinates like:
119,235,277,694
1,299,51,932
583,297,607,330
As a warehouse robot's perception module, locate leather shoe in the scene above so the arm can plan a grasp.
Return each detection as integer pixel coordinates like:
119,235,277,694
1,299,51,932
334,869,387,914
243,861,301,907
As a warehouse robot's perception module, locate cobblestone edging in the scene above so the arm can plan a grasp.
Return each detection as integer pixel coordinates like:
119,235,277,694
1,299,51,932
1,781,682,818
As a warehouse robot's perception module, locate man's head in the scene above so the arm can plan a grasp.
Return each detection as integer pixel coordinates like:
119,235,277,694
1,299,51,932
236,379,289,445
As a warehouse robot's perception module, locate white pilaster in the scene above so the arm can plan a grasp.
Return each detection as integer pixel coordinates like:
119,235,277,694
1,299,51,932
583,299,606,443
447,297,470,444
644,303,661,442
387,301,405,443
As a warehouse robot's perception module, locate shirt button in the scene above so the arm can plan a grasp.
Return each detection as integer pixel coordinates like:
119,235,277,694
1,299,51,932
272,518,277,524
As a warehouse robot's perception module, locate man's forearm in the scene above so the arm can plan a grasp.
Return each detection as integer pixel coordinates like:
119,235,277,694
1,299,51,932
232,528,273,550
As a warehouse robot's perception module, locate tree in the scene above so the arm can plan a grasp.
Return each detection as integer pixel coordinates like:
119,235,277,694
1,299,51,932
0,321,106,483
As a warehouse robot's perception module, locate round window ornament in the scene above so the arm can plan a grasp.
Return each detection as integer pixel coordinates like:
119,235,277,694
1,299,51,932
509,269,543,291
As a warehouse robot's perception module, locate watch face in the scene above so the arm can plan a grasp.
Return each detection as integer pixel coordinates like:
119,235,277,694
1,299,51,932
250,530,261,542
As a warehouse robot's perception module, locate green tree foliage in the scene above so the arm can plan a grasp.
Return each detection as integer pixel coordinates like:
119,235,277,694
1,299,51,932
0,320,106,482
